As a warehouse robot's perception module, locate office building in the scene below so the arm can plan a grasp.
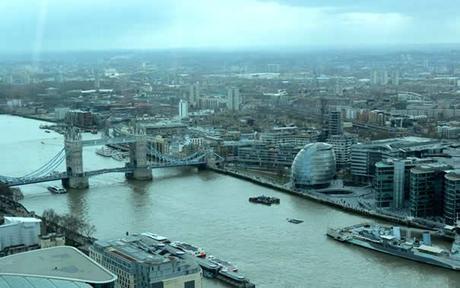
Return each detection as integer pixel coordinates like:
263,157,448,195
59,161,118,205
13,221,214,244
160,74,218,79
291,143,336,188
0,217,41,256
54,107,70,120
237,142,303,170
370,69,390,85
444,171,460,225
373,158,434,208
351,143,393,184
374,160,396,208
327,134,356,169
437,124,460,139
65,110,98,129
382,70,389,85
228,128,315,170
393,160,405,209
189,83,200,108
328,111,343,136
227,87,241,111
392,70,400,86
350,137,444,184
179,99,189,119
0,246,117,287
409,163,452,217
90,234,202,288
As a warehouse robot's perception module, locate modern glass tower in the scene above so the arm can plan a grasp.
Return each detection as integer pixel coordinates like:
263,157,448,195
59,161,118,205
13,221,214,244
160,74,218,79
444,171,460,225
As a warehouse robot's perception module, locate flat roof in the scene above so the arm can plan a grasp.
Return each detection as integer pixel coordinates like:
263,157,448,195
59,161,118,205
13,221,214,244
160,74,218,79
356,137,442,150
380,235,395,240
411,163,452,173
417,245,444,254
94,236,171,264
445,171,460,181
3,217,41,224
0,275,91,288
0,246,116,284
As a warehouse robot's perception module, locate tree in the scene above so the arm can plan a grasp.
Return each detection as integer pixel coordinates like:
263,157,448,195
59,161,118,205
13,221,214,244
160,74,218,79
61,214,85,233
42,209,96,239
42,209,61,225
0,184,12,198
81,224,96,239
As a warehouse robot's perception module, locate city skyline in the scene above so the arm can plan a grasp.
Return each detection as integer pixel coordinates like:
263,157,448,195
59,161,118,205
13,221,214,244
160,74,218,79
1,2,460,287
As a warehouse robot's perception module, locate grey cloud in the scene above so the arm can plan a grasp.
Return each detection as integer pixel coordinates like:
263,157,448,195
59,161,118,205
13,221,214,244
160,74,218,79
0,0,459,53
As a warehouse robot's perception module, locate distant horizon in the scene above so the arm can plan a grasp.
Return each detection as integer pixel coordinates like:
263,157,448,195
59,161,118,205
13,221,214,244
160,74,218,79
2,42,460,57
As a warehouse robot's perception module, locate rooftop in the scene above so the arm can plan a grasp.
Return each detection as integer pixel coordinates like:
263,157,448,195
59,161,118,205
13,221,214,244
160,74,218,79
0,275,91,288
3,217,41,224
445,171,460,181
411,163,452,173
94,235,175,265
356,137,443,151
417,245,444,254
92,234,201,277
0,246,116,284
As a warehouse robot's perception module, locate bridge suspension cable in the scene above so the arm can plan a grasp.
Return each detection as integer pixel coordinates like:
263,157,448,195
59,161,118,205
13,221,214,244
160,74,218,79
21,148,66,179
0,148,66,183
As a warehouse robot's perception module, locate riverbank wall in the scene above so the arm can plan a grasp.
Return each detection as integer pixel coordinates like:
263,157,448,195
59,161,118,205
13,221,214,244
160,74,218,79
6,113,58,123
209,166,448,233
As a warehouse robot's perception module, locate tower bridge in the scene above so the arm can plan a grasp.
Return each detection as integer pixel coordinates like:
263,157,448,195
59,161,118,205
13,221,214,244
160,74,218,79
0,127,223,189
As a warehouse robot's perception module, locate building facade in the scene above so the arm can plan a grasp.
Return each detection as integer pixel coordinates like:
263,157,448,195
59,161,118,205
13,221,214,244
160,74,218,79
179,100,189,120
90,234,202,288
328,111,343,136
227,87,241,111
189,83,200,108
351,137,444,184
444,171,460,225
0,217,41,256
327,134,356,169
291,143,336,188
409,163,451,217
373,158,435,209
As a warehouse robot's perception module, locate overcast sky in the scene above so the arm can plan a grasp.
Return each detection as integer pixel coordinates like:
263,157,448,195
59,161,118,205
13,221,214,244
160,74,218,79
0,0,459,53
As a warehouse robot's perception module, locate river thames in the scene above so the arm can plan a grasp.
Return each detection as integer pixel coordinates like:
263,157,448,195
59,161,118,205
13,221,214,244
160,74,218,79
1,115,459,288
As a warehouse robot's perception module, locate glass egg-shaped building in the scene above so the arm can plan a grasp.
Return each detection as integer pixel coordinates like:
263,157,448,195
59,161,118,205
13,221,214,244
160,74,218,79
291,143,336,188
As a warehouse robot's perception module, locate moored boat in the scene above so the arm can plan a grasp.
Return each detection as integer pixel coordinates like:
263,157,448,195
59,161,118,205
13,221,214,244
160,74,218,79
208,255,238,272
248,195,280,205
111,151,128,161
47,186,67,194
287,218,303,224
171,241,206,257
95,147,113,157
141,232,170,243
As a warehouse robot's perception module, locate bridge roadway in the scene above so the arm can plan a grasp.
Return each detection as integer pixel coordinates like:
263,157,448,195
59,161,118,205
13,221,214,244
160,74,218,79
4,160,208,187
81,137,136,147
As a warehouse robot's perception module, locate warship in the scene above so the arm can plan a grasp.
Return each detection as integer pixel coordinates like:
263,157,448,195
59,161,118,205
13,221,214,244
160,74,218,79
327,222,460,270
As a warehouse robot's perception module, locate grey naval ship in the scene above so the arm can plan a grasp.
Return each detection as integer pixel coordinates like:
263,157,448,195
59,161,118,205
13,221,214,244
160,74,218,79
327,222,460,270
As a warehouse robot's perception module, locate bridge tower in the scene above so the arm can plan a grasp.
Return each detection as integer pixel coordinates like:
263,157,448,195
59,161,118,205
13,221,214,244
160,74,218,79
62,127,89,189
125,125,152,181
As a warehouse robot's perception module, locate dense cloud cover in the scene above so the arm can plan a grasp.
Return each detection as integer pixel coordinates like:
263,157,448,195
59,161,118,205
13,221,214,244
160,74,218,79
0,0,458,52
